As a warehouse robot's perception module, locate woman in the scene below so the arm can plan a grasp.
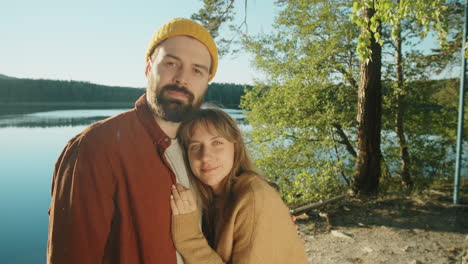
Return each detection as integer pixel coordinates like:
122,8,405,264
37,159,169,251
170,107,307,264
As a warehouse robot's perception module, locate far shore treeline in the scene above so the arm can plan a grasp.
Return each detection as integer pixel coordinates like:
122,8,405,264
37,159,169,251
0,74,463,122
0,74,251,115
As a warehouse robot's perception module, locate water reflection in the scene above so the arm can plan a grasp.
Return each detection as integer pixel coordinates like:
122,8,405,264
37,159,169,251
0,109,128,128
0,103,134,116
0,125,87,263
0,108,245,128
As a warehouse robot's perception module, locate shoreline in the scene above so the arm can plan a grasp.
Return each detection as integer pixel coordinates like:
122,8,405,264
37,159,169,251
0,101,241,116
0,102,135,116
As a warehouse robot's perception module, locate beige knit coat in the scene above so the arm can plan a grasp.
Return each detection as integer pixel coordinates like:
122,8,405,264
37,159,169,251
172,174,308,264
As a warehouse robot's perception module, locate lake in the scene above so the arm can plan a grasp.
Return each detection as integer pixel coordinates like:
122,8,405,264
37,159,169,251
0,108,244,263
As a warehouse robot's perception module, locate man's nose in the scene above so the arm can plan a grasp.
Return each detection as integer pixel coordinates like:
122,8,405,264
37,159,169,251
174,67,190,86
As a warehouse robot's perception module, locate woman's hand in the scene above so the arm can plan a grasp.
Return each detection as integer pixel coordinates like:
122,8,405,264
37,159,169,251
170,184,197,215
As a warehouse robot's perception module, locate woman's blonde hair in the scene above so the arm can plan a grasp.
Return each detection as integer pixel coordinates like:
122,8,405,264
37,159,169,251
178,106,266,246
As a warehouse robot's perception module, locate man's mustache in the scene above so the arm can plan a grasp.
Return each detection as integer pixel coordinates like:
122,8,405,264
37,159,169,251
162,85,194,101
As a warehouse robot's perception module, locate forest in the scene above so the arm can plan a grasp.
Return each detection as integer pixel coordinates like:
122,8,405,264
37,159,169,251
0,75,249,110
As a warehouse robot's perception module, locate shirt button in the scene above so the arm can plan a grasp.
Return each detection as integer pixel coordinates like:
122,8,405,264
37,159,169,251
164,137,169,142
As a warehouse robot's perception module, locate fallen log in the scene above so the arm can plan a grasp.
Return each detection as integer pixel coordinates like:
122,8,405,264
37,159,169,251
290,193,349,216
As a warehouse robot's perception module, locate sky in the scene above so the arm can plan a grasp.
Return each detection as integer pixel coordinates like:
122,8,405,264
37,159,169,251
0,0,278,87
1,1,452,88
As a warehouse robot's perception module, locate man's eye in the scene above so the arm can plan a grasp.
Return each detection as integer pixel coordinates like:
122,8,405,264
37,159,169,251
193,68,202,75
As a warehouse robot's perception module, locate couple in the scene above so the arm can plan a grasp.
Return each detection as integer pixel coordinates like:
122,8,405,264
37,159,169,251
47,18,307,264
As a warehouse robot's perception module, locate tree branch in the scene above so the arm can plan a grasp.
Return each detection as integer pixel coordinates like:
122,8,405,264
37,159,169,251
332,123,357,158
289,193,349,215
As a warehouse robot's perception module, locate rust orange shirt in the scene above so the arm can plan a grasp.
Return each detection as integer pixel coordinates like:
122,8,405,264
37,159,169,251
47,95,179,264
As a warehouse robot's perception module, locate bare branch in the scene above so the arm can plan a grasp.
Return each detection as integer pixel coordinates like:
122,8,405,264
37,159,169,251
216,0,235,21
330,128,351,186
335,65,358,90
332,123,357,158
290,193,349,215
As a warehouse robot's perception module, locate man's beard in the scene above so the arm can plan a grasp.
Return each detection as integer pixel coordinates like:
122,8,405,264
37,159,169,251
153,84,203,123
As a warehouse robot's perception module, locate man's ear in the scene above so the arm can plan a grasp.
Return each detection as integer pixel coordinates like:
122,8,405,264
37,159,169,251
145,59,152,77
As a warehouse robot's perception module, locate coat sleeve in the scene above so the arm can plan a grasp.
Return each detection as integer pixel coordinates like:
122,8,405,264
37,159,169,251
172,211,226,264
47,134,116,264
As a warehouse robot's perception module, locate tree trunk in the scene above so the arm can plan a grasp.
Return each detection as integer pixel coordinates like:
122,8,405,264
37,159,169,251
352,3,382,195
394,18,413,191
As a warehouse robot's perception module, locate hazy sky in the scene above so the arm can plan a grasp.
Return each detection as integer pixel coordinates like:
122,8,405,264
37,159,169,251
1,1,449,88
1,0,277,87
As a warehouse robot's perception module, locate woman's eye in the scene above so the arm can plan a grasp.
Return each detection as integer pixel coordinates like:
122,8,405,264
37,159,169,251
189,145,200,151
214,140,223,145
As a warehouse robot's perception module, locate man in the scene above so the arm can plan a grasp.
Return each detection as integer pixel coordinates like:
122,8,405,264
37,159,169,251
47,18,218,264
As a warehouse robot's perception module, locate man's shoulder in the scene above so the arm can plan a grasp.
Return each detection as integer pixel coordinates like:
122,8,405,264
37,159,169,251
73,108,138,147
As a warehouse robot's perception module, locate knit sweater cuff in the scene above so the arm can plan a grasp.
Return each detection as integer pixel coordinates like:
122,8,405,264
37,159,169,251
172,211,201,242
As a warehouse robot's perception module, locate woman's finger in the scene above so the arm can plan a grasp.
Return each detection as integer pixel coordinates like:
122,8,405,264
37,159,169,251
176,184,190,203
171,185,186,211
186,189,196,205
175,184,193,209
170,195,179,215
172,184,197,214
176,183,188,191
178,185,193,201
184,189,197,212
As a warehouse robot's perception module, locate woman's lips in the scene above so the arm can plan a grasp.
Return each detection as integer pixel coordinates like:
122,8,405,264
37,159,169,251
201,166,219,173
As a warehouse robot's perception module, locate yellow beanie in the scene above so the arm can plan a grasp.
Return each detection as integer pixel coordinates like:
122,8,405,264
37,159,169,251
145,18,218,81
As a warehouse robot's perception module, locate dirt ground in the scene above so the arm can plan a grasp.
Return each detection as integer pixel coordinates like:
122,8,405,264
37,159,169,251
297,185,468,264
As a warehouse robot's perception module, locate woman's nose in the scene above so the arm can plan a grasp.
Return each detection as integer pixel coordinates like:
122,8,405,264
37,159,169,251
200,146,213,162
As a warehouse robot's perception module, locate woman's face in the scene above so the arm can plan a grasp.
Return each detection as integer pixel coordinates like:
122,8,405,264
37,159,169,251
187,124,235,195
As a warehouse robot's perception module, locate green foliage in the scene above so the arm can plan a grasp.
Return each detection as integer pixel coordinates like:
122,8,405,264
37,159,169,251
465,41,468,58
400,79,467,140
241,0,465,203
241,0,360,204
378,168,454,194
350,0,449,61
380,131,458,183
191,0,237,56
384,1,464,79
408,135,456,179
191,0,234,39
355,0,461,192
195,0,465,202
380,78,466,192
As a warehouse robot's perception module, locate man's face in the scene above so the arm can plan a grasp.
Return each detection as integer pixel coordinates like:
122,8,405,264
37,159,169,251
145,35,211,122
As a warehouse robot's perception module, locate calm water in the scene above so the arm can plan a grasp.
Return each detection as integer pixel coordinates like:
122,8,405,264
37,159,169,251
0,108,244,264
